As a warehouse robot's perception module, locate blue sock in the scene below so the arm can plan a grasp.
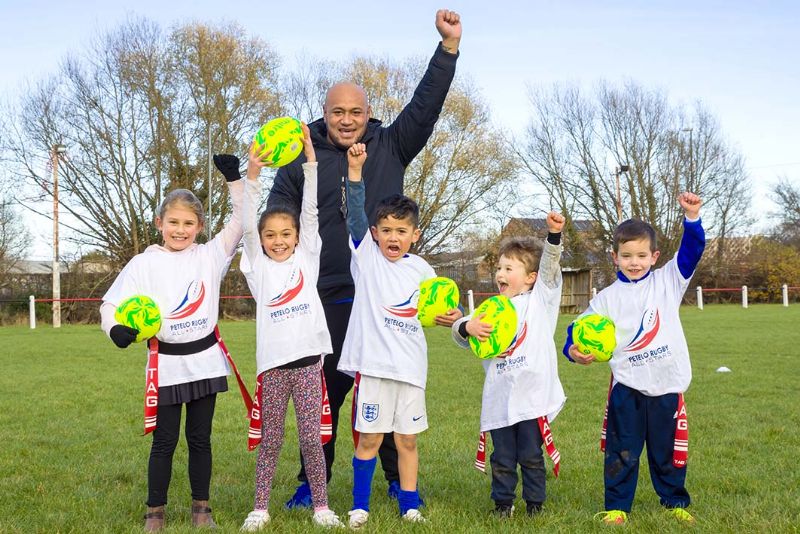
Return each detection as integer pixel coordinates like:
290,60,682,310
352,456,377,512
398,489,420,516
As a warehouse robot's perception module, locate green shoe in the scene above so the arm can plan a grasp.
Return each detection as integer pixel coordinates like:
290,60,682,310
594,510,628,525
667,507,695,523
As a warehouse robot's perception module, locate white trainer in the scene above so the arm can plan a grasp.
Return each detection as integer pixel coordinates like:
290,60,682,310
402,509,427,523
347,509,369,529
313,509,345,528
241,509,270,531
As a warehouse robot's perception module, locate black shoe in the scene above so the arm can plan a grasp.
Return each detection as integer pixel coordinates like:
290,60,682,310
493,503,514,519
526,501,542,516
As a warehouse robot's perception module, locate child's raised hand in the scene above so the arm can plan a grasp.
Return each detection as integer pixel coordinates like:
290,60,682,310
568,343,596,365
301,122,315,163
546,211,565,233
678,192,702,219
246,141,270,181
347,143,367,179
466,312,494,342
434,308,463,327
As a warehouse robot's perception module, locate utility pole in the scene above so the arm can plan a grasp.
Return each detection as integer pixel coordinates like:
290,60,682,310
51,144,67,328
682,128,693,189
614,164,630,223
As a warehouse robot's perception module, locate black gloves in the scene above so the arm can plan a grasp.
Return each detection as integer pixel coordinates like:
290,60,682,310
213,154,242,182
110,324,139,348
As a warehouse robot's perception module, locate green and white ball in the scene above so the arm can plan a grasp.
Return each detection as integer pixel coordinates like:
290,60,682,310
417,277,460,327
114,295,161,343
253,116,303,168
573,314,616,362
469,295,517,360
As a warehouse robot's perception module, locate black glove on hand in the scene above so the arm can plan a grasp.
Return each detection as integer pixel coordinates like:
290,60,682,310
213,154,242,182
110,324,139,348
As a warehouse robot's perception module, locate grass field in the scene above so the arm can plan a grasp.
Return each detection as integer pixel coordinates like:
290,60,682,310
1,305,799,533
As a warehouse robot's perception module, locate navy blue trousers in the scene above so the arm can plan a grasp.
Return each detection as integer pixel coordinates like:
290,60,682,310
489,419,545,506
604,383,690,512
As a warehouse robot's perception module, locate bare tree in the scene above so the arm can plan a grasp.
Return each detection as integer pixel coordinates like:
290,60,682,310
0,198,29,287
769,177,800,248
520,81,751,268
4,18,281,268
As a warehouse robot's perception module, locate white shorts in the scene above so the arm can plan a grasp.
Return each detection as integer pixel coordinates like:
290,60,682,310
354,374,428,435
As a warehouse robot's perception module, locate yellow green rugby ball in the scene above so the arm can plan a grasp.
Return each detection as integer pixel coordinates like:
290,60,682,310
114,295,162,343
469,295,517,359
417,277,460,327
253,116,303,168
573,314,616,362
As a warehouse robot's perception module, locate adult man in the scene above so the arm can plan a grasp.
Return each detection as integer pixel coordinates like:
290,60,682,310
268,9,462,507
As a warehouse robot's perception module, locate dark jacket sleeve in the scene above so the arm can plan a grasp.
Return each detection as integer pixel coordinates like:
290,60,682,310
386,44,458,166
267,163,303,212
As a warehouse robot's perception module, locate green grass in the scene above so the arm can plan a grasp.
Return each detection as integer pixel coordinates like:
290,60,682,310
1,305,799,533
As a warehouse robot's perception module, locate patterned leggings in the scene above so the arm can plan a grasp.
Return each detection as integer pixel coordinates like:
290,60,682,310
254,362,327,510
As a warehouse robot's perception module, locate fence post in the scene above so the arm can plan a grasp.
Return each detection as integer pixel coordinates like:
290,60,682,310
783,284,789,307
696,286,703,310
467,289,475,315
29,295,36,329
742,285,748,308
592,287,597,298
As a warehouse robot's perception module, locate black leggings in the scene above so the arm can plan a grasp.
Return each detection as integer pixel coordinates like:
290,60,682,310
147,394,217,506
298,301,399,483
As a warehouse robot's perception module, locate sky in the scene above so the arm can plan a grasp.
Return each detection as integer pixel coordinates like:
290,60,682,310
1,0,798,259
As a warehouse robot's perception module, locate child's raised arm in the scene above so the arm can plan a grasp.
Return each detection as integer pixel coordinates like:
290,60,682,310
241,142,270,265
345,143,369,245
298,124,321,253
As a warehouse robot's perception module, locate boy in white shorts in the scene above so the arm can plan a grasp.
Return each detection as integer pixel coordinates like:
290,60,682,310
337,143,461,528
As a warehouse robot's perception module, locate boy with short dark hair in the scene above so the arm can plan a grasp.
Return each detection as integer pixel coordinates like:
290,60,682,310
451,213,566,518
337,143,461,528
564,192,704,525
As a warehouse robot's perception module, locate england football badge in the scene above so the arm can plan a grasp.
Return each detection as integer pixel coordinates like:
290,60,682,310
362,403,379,422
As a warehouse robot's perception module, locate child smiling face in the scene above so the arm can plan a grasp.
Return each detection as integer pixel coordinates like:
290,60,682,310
495,254,537,298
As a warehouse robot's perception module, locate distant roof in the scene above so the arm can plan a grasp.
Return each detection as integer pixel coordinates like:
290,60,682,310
509,218,597,232
8,260,66,275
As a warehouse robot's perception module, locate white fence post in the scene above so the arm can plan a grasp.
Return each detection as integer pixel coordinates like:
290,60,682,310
696,286,703,310
783,284,789,307
742,285,748,309
467,289,475,315
29,295,36,329
592,287,597,298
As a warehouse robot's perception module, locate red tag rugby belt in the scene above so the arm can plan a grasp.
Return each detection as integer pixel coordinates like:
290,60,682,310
144,326,252,435
474,416,561,477
600,375,688,468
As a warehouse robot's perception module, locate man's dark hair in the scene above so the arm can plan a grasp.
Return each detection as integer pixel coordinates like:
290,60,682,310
613,219,657,252
374,194,419,227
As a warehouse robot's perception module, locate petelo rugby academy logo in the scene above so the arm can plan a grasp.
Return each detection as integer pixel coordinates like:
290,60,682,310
166,281,206,319
383,290,419,318
499,322,528,358
623,308,661,352
267,270,304,308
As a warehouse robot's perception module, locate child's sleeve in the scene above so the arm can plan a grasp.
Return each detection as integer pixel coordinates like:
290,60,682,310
676,217,705,280
100,260,138,336
239,178,263,279
451,315,472,350
345,178,369,248
215,178,245,258
298,162,321,254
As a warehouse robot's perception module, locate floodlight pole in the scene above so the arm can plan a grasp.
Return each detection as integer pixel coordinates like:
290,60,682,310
51,144,66,328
